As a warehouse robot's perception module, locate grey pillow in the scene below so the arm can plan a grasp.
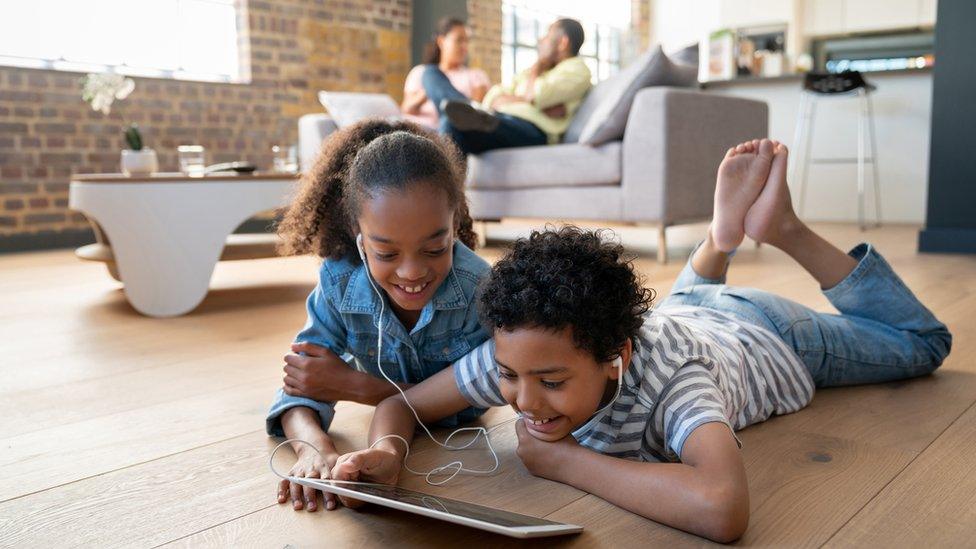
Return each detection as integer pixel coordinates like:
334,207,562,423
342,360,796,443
564,45,699,146
670,42,700,68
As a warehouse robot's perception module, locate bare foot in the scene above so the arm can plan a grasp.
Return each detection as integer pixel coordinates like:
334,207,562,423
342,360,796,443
711,139,776,252
744,142,802,246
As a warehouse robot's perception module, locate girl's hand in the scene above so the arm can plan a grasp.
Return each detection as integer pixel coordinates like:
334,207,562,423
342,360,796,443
514,419,580,483
330,448,402,509
277,446,340,512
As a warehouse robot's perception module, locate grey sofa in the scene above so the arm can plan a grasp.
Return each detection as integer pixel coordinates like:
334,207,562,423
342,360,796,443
298,87,767,262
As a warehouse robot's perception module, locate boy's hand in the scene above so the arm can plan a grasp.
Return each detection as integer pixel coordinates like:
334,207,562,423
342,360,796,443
330,448,402,509
277,446,340,512
514,419,580,483
283,342,359,402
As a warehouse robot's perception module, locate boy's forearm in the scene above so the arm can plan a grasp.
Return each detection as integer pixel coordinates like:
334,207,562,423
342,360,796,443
281,407,338,457
558,447,747,542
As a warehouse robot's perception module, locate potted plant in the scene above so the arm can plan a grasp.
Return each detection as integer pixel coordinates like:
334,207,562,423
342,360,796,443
81,73,158,176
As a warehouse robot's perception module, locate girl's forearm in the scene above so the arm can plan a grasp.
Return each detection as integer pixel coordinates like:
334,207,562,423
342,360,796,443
281,407,338,457
367,397,419,461
558,448,748,542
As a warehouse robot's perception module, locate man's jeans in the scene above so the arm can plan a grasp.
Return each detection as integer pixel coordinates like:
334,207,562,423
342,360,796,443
659,243,952,387
420,64,547,154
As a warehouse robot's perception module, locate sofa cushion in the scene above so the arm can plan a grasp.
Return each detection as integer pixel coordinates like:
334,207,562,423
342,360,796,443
563,45,698,146
670,42,700,68
466,142,622,190
318,91,403,128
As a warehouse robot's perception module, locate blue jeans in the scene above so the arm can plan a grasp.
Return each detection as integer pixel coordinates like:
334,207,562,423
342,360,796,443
659,243,952,388
420,65,547,155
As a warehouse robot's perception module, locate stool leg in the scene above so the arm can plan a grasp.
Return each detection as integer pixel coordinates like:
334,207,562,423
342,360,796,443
798,97,817,219
790,93,807,200
857,90,867,231
866,92,882,227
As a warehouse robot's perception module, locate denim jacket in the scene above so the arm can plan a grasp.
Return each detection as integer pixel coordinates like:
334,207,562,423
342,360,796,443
266,242,490,436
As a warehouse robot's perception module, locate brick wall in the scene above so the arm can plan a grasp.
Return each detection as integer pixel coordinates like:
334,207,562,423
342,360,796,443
466,0,503,85
632,0,652,53
0,0,414,248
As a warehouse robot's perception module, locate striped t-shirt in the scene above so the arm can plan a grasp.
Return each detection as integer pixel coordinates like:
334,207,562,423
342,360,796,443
453,305,815,462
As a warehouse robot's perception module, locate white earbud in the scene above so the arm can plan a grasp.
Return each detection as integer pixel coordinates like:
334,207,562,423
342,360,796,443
590,355,625,417
356,233,366,262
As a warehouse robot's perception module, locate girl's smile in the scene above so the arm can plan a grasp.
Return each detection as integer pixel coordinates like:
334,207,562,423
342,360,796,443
358,183,456,329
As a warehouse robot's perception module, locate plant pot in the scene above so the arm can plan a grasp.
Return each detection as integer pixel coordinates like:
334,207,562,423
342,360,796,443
120,148,158,176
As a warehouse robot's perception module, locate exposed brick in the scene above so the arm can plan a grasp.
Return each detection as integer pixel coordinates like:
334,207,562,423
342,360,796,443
0,183,36,194
39,152,83,164
35,122,77,135
2,166,24,178
0,151,32,165
43,182,69,193
25,213,66,225
0,122,28,134
0,90,40,102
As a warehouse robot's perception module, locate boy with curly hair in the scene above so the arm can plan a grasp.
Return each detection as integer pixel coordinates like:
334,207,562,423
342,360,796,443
328,139,951,542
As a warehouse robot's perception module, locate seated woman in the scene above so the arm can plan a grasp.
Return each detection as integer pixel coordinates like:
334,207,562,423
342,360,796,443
401,17,490,129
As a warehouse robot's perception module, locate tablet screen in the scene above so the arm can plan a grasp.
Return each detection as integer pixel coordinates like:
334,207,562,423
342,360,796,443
310,480,562,528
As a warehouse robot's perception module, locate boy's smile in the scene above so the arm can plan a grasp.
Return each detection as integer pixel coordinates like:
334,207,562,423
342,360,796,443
494,326,630,442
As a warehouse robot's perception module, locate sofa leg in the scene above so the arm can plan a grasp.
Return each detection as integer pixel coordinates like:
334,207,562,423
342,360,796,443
657,224,668,264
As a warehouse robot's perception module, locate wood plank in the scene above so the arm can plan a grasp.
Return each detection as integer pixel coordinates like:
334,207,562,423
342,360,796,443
543,426,915,548
1,223,975,547
0,332,287,438
824,402,976,548
0,409,583,548
0,378,277,500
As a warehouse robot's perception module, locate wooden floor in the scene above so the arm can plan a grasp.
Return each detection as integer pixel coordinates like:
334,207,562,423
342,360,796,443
1,223,975,548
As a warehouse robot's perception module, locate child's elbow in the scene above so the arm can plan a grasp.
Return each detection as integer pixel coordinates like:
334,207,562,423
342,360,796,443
701,486,749,543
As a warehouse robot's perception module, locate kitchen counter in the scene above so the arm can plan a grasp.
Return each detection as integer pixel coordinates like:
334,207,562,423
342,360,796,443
701,66,932,88
703,69,934,224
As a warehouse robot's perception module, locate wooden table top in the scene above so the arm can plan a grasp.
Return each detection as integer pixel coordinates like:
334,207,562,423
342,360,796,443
71,172,301,183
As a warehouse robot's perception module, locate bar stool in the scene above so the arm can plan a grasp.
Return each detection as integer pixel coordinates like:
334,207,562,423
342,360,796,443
791,70,881,230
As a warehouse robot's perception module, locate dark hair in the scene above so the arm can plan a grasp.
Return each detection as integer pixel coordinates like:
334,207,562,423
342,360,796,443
478,226,655,363
422,16,467,65
277,119,478,260
554,18,585,56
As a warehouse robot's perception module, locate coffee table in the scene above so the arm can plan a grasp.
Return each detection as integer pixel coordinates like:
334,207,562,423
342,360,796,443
69,172,298,317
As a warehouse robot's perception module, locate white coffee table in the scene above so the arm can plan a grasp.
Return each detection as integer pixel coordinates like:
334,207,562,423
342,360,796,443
69,172,298,317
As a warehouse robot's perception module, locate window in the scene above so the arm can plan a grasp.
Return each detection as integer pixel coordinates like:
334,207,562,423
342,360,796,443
0,0,243,83
501,0,631,85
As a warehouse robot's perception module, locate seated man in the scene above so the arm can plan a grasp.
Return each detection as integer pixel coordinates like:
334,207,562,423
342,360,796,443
421,18,592,154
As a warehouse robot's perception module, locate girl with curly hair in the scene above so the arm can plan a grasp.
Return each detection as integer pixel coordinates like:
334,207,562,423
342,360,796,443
327,139,950,542
267,119,490,513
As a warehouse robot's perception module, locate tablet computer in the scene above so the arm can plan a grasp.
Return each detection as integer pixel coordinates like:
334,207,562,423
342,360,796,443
288,477,583,539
